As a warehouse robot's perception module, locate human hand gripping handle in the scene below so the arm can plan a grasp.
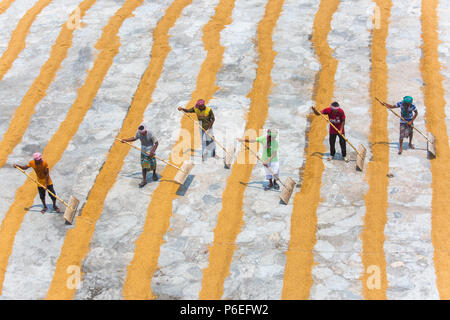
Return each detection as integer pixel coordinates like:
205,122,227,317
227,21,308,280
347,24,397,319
311,106,321,116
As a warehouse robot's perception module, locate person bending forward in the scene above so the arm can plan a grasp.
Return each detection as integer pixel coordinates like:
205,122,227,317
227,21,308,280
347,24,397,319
312,101,348,162
121,124,159,187
381,96,418,155
14,153,61,214
178,99,216,161
238,129,280,191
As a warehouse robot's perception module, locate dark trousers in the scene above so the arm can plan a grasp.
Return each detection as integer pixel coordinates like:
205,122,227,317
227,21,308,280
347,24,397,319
329,134,346,157
38,185,56,203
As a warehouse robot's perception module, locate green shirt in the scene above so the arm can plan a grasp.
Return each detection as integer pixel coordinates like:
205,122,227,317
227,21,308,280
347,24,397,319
256,134,278,162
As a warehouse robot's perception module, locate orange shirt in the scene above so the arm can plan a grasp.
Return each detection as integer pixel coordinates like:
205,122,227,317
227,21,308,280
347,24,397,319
27,160,53,186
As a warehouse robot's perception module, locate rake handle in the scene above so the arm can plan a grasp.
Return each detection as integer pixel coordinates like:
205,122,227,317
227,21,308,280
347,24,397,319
312,106,363,159
14,165,71,208
116,138,187,174
375,97,432,143
182,110,233,159
239,140,286,188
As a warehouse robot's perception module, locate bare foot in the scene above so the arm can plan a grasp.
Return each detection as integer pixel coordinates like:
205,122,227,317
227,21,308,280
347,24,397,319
398,150,402,155
41,207,47,214
54,206,61,213
139,180,147,188
409,144,415,149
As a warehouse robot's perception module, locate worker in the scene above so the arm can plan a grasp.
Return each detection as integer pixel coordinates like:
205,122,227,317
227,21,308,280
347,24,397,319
238,129,280,191
121,124,159,187
380,96,418,155
178,99,216,161
312,102,348,162
14,153,61,214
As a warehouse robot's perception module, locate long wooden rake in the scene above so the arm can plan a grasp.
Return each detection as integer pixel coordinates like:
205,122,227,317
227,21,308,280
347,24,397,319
116,138,193,184
15,166,79,224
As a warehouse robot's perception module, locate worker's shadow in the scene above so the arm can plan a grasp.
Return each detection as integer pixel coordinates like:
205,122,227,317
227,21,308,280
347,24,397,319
396,142,426,151
24,204,63,215
373,141,426,151
124,171,165,184
122,168,194,195
239,180,279,192
240,181,289,205
310,152,330,159
122,171,144,180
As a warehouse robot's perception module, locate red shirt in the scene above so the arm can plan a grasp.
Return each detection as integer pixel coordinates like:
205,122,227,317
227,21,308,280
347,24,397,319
321,107,345,134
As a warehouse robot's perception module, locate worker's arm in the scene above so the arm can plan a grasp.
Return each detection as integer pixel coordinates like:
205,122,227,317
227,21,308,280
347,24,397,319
13,164,29,170
148,141,158,157
44,166,50,186
339,119,345,135
263,151,277,166
178,106,195,113
208,110,215,129
311,106,321,115
120,136,138,143
206,111,215,132
383,102,397,109
409,109,418,126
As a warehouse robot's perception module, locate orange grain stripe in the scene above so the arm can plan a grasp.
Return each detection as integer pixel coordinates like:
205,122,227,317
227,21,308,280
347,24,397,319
0,0,52,82
420,0,450,299
0,0,96,169
122,0,236,300
0,0,143,296
46,0,193,300
281,0,339,300
198,0,284,300
0,0,15,15
360,0,391,300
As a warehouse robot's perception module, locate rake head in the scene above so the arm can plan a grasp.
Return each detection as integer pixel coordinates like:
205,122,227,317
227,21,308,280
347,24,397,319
63,195,80,225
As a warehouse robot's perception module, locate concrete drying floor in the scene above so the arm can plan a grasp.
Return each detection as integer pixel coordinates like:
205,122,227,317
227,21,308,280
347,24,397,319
0,0,448,299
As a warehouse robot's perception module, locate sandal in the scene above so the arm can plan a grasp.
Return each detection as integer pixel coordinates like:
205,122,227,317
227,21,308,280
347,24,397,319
264,184,273,191
41,207,47,214
273,183,280,190
54,206,61,213
153,173,159,181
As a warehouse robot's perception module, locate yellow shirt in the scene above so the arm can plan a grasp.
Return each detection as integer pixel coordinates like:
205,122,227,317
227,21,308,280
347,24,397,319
186,106,215,130
28,160,53,187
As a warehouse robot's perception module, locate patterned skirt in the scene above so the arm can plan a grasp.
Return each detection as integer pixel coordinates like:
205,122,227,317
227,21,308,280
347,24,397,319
141,152,156,170
400,123,412,139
